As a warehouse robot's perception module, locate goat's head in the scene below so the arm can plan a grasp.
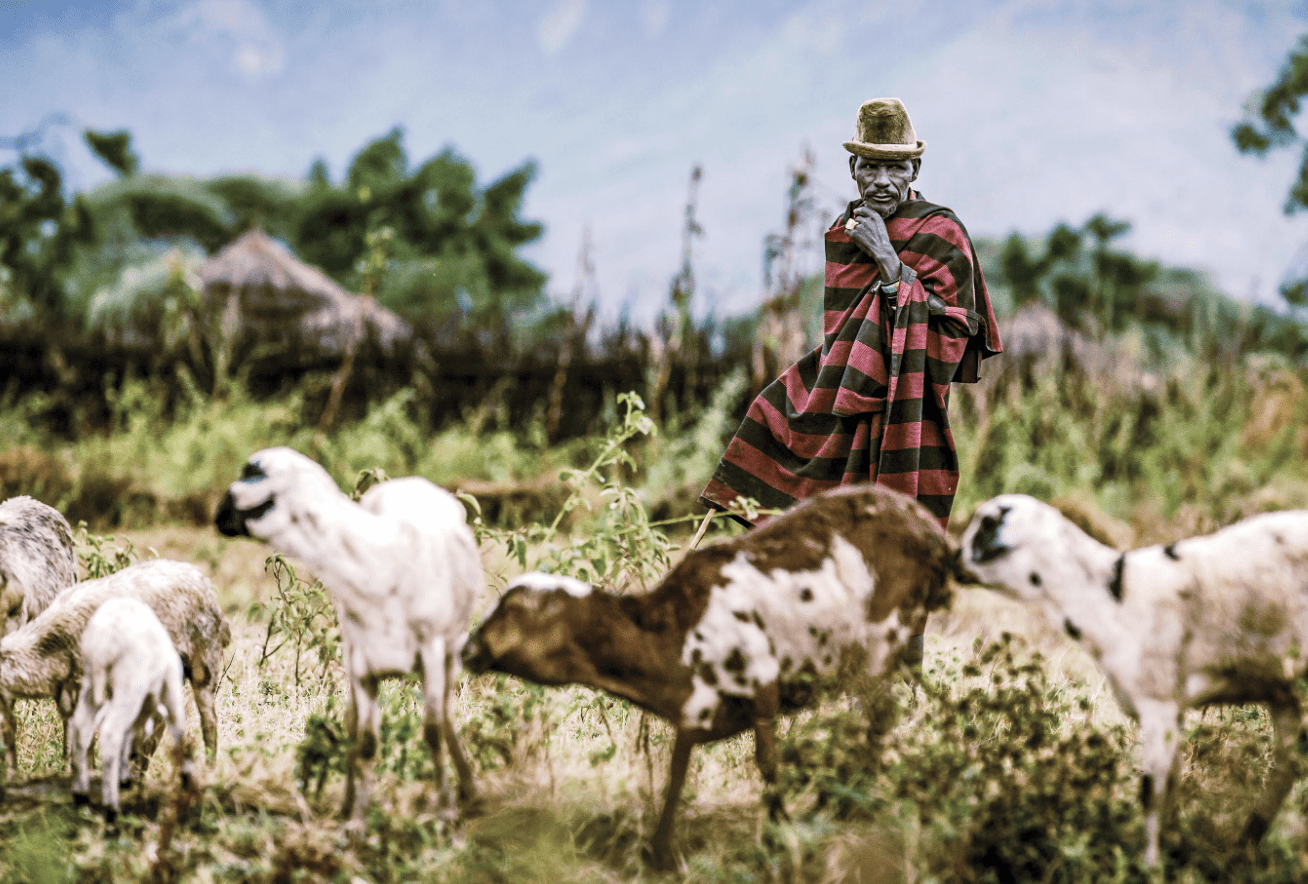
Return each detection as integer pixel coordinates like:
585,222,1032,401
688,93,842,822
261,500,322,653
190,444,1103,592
215,447,343,542
959,494,1072,602
462,572,595,684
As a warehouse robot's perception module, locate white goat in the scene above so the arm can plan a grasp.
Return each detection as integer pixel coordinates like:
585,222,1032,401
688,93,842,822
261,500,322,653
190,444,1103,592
70,597,194,818
0,558,230,774
462,484,960,870
0,495,77,634
215,447,481,824
959,493,1308,867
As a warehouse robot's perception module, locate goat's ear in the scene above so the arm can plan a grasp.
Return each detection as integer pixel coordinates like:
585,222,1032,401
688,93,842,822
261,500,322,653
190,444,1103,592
502,587,552,613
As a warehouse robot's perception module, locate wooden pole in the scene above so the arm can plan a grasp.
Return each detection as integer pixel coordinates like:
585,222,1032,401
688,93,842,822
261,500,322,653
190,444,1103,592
689,510,715,550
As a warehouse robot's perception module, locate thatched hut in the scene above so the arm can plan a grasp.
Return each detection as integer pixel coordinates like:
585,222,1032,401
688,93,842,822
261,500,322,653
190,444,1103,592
196,229,410,365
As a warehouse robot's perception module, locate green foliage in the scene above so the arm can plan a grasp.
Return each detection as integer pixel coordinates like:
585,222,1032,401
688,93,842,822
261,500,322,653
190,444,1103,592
294,697,349,800
465,391,675,590
294,128,547,322
995,214,1162,333
640,367,749,509
953,345,1308,525
2,122,546,341
72,128,302,249
458,674,551,773
249,553,340,687
0,808,78,884
1232,33,1308,310
83,245,203,349
0,150,93,316
83,129,139,178
74,522,140,579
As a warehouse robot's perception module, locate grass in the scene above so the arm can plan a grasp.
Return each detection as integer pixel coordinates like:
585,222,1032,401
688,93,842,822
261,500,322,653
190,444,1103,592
2,524,1307,883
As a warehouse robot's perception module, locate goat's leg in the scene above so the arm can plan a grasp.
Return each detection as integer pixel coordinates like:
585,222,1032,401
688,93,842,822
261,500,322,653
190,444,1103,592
163,673,195,791
1,694,18,773
97,705,137,818
191,648,221,764
341,680,358,819
129,707,164,782
753,682,786,822
56,678,79,765
418,637,452,812
649,728,696,872
343,672,381,827
1136,700,1183,869
192,683,219,765
69,689,97,804
441,649,477,806
120,710,145,787
1241,701,1302,844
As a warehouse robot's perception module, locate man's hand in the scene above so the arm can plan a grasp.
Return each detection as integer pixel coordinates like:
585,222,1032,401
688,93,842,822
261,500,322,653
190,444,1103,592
847,203,902,284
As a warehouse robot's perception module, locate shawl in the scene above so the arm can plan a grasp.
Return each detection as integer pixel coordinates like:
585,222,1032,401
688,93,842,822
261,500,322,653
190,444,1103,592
699,192,1002,529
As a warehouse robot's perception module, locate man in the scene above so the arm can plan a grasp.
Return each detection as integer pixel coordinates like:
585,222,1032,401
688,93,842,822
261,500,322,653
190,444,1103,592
697,97,1002,663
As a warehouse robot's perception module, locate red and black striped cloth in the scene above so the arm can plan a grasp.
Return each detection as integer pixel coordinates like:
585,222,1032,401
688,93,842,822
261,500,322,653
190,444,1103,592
699,192,1002,529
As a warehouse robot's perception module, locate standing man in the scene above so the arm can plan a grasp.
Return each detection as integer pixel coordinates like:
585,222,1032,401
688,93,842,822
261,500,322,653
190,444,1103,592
698,97,1002,662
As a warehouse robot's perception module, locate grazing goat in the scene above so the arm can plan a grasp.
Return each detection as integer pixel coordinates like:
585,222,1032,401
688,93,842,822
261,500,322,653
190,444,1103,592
960,494,1308,867
215,447,481,824
70,598,194,818
461,484,958,870
0,495,77,635
0,559,229,774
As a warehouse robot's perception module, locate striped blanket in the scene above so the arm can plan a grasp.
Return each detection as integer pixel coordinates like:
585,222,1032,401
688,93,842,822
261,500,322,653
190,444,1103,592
699,192,1002,529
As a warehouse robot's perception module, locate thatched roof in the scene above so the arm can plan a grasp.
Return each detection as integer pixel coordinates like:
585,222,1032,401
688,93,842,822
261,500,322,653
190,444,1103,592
197,229,410,359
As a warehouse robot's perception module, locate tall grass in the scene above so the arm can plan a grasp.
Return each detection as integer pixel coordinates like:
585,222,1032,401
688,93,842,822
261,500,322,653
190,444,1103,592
953,315,1308,542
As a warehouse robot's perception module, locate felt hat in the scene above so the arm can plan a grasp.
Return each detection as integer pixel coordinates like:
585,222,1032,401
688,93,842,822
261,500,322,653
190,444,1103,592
842,98,926,160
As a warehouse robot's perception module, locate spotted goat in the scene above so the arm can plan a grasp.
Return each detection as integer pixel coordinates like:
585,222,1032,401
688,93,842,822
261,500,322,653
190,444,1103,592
960,493,1308,868
462,484,960,869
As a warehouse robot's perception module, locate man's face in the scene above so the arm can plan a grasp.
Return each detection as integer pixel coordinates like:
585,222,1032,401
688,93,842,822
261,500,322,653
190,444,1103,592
850,156,920,218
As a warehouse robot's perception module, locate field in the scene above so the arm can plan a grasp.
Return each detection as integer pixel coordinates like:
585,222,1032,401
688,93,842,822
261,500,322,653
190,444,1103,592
4,523,1306,884
2,342,1308,883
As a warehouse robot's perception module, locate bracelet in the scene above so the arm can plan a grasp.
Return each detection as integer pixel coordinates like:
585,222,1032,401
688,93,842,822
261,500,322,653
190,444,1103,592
880,278,900,295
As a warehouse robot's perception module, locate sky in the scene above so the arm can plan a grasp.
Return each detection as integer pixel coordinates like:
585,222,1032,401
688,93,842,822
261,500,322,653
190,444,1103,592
3,0,1308,325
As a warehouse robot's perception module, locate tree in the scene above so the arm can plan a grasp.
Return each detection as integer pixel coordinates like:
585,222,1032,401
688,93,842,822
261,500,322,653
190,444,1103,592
0,122,96,319
84,129,139,177
293,127,547,324
1232,34,1308,309
995,216,1157,333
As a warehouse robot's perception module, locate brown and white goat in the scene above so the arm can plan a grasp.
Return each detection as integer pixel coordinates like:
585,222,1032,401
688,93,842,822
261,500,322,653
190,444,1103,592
961,493,1308,867
462,484,959,869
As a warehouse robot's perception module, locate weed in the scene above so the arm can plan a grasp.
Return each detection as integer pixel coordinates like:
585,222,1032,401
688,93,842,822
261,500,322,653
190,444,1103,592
75,521,141,578
248,553,340,687
465,391,674,591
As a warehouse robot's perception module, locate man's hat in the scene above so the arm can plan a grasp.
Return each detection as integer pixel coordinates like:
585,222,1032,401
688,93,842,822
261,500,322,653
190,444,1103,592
843,98,926,160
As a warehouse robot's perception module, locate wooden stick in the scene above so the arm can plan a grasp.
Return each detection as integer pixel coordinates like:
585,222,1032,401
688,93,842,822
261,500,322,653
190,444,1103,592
689,510,715,550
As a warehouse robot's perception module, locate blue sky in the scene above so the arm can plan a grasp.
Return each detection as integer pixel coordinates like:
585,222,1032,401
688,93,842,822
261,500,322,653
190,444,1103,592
4,0,1308,323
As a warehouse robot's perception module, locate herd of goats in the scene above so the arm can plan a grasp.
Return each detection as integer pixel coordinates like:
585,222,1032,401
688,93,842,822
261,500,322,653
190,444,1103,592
0,445,1305,870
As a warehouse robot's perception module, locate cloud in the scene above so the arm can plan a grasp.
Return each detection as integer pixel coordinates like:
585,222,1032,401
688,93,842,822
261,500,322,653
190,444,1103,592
538,0,586,56
178,0,286,79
